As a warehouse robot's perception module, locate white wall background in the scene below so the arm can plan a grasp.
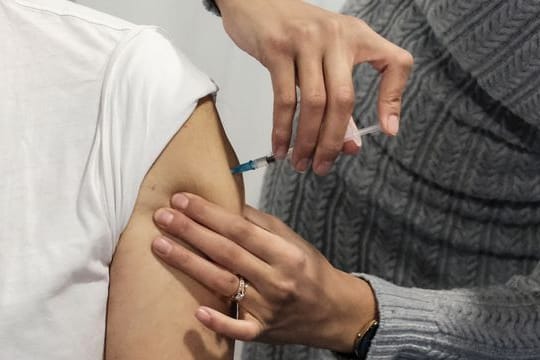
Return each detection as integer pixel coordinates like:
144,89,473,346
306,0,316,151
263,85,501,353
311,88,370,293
78,0,346,208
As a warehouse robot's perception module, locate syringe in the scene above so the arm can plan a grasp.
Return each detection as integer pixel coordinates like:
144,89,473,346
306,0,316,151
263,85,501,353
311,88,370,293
231,124,380,175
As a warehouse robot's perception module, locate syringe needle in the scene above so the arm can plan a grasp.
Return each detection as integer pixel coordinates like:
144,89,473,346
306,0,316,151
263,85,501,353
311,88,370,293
231,125,380,174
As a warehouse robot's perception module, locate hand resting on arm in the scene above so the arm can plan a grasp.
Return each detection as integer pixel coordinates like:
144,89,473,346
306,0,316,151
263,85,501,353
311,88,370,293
151,194,377,353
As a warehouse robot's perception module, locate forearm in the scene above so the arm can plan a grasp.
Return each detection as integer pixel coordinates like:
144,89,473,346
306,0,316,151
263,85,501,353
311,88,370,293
356,263,540,359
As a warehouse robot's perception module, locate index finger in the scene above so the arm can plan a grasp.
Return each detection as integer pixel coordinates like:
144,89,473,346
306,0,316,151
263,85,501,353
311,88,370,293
312,45,355,175
268,58,297,159
170,193,286,263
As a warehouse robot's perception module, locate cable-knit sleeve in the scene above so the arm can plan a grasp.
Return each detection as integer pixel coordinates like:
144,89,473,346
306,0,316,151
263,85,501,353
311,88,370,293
356,263,540,359
202,0,221,16
413,0,540,128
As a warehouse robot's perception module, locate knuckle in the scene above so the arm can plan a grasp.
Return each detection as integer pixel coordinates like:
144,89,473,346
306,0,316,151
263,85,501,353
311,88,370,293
295,22,320,40
224,273,238,290
265,33,291,54
214,273,238,295
381,92,403,106
272,279,298,303
323,17,343,36
219,245,237,263
231,218,254,240
172,247,191,266
348,16,367,30
175,216,191,234
397,50,414,70
272,127,290,144
304,91,326,110
288,249,308,270
332,87,355,108
211,247,238,270
276,93,297,109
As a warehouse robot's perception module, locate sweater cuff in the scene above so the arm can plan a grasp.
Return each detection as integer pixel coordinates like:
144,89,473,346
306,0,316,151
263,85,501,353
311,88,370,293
354,273,442,359
202,0,221,16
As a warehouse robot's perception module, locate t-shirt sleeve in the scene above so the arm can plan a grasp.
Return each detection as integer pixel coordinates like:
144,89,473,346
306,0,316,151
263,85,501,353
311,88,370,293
97,27,218,242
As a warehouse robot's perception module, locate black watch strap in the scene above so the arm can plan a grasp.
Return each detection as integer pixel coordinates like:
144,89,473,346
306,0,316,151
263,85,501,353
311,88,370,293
353,320,378,359
334,319,379,360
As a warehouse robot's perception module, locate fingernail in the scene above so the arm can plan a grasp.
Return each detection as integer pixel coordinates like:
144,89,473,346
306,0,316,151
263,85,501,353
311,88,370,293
387,114,399,135
172,193,189,209
154,209,174,226
153,237,172,256
315,161,333,176
195,307,211,323
295,158,310,173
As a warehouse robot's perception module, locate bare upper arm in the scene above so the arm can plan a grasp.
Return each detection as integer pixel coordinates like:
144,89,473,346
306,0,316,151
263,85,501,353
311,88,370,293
105,97,243,360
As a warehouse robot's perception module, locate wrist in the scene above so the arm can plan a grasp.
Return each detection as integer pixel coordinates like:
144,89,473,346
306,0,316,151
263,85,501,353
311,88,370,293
326,270,378,353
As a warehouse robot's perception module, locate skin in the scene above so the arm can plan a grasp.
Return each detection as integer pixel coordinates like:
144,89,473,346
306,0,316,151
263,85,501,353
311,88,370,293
214,0,413,175
151,194,377,353
106,98,243,359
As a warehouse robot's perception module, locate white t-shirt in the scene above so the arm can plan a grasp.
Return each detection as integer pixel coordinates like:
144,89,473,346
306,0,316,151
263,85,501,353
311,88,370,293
0,0,217,358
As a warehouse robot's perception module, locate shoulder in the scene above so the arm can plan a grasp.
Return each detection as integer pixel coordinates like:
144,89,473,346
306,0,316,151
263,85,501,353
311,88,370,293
107,28,214,93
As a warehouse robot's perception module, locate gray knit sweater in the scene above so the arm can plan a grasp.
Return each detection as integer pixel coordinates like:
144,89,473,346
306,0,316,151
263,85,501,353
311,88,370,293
206,0,540,359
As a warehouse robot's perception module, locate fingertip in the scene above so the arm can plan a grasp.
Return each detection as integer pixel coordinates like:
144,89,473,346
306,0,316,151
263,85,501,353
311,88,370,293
195,307,212,325
294,157,311,173
342,141,360,155
313,160,333,176
171,193,189,210
382,114,399,136
152,237,172,257
154,208,174,227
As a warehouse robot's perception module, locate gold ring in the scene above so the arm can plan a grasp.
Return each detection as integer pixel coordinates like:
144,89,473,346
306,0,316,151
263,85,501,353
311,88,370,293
232,276,248,303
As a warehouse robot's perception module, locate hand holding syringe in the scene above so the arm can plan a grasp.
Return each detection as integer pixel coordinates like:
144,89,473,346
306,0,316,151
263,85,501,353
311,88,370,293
231,123,380,175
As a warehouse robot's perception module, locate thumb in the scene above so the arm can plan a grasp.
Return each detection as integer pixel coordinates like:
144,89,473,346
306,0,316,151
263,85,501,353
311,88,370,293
243,205,278,230
243,205,293,237
377,49,413,136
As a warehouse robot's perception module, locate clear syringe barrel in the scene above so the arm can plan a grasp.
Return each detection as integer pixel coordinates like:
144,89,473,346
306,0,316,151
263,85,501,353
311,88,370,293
344,123,380,144
356,124,381,137
253,157,270,170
